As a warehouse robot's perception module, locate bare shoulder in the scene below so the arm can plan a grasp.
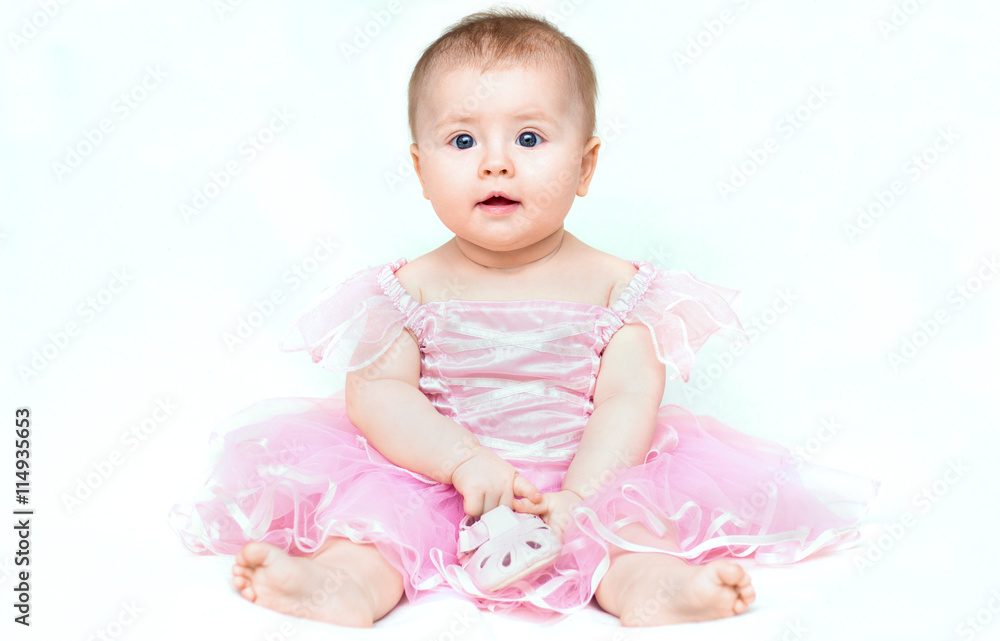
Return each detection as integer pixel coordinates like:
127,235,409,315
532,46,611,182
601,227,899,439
392,246,460,305
391,254,429,305
565,236,639,306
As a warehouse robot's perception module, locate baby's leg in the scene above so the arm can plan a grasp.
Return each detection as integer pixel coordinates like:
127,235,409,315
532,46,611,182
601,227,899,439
231,537,404,628
594,523,755,626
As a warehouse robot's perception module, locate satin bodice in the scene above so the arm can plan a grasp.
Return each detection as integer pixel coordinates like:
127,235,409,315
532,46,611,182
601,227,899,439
281,256,747,479
375,259,655,465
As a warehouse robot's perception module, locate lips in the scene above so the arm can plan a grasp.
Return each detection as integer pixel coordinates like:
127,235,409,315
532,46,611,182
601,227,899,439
477,192,520,215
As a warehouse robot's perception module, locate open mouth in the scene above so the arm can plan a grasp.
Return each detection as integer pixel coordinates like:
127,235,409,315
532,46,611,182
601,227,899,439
477,194,521,215
480,196,518,206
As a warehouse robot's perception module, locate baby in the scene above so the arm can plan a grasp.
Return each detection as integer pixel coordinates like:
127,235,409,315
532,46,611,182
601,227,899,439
171,6,875,628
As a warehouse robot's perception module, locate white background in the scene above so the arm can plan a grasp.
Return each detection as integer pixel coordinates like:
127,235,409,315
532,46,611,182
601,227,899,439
1,0,998,639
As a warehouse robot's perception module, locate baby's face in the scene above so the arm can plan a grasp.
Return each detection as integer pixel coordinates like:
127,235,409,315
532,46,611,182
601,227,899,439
410,61,599,254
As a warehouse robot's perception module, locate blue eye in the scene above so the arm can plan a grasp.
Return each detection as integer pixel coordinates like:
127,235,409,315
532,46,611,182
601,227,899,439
518,132,541,147
452,134,475,149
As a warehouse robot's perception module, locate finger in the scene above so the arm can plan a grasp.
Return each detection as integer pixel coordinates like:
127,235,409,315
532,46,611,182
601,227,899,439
549,507,572,535
499,483,514,510
546,515,564,539
512,496,546,515
542,512,563,537
482,488,500,514
513,473,543,503
464,491,484,518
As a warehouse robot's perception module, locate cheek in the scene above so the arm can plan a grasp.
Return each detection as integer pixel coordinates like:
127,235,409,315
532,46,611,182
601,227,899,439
428,153,472,182
424,164,471,210
526,155,578,200
423,160,458,194
533,147,575,175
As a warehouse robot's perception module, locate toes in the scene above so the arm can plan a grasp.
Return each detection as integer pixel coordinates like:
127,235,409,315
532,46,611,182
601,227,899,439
232,575,256,602
710,560,747,587
732,582,756,615
240,541,275,568
701,560,754,617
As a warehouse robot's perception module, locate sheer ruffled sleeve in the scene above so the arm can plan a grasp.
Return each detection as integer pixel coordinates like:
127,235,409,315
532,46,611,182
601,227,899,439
613,263,749,382
279,259,413,372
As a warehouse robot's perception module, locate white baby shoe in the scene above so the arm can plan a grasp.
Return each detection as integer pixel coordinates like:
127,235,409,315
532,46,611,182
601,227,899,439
457,505,562,593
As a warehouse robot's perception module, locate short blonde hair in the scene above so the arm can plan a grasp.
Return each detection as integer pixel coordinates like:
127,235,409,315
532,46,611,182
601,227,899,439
407,6,598,143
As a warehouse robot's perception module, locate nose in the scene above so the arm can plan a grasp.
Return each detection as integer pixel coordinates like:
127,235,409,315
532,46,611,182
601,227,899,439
479,142,512,177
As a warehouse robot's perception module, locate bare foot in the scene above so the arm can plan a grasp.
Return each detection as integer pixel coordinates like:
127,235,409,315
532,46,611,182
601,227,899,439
603,555,756,626
231,542,378,627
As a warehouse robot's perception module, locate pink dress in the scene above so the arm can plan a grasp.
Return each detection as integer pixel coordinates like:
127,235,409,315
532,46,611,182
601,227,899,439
169,258,878,620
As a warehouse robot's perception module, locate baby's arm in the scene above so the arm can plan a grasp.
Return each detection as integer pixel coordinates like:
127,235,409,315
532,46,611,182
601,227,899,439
561,323,666,499
345,329,541,516
513,324,664,534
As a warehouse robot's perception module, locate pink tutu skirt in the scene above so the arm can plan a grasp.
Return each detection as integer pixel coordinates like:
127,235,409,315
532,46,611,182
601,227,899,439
169,390,878,620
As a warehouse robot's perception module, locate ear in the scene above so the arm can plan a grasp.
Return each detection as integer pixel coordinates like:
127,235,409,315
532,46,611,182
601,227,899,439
576,136,601,197
410,143,429,199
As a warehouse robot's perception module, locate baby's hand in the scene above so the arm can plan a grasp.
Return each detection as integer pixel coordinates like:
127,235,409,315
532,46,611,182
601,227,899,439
512,490,584,538
450,447,542,517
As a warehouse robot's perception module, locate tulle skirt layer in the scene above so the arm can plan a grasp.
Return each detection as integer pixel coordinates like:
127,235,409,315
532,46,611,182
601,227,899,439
169,393,878,620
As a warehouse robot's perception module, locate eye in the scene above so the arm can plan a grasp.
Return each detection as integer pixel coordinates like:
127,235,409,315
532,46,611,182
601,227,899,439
517,131,541,147
451,134,475,150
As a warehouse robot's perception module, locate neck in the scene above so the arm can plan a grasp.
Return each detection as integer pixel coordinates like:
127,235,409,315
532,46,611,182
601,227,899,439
453,228,567,272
